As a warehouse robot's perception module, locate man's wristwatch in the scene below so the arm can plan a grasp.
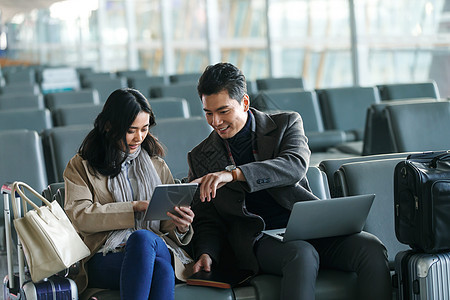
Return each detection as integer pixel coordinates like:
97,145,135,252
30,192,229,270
225,165,238,182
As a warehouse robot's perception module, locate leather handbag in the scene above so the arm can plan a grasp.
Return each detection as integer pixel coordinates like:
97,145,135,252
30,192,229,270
11,181,90,282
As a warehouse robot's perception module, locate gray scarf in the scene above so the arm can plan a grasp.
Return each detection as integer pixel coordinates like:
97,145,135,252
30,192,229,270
102,146,161,254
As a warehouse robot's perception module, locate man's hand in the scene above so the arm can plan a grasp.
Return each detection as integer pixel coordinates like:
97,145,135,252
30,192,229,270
191,170,234,202
193,253,213,273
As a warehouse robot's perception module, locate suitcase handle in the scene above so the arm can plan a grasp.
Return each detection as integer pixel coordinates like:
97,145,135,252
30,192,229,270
407,150,449,160
430,151,450,168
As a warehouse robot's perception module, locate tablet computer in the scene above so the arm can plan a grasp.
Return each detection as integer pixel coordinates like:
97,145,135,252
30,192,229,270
143,183,198,221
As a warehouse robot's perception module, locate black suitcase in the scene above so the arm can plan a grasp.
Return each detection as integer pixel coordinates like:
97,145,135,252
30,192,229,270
394,150,450,253
395,250,450,300
2,183,78,300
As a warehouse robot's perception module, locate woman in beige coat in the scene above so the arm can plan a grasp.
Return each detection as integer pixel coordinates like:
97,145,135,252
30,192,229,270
63,88,194,300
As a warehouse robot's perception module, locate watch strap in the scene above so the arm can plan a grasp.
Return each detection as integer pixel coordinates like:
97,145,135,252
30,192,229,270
231,168,238,182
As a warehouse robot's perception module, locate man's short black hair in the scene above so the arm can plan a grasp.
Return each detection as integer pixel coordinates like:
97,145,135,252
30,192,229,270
197,62,247,103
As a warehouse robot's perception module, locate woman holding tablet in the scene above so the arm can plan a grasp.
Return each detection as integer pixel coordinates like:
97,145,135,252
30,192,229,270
63,88,195,300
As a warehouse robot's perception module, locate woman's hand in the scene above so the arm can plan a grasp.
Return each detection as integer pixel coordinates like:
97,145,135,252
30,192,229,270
167,206,195,233
132,200,149,212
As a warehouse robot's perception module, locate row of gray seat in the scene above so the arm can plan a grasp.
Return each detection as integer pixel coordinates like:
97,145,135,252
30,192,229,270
1,66,440,135
0,95,192,131
252,86,446,156
0,116,212,187
0,66,201,86
1,65,300,94
1,86,447,169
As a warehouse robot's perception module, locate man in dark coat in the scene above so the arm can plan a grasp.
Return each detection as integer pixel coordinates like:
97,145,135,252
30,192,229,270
188,62,392,300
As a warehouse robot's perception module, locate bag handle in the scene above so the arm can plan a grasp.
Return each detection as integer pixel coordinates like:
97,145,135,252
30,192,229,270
430,151,450,168
11,182,53,220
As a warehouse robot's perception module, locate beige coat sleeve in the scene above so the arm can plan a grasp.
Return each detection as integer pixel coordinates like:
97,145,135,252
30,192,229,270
63,154,135,235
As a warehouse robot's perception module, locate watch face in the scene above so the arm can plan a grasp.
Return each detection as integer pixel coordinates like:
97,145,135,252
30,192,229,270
225,165,236,172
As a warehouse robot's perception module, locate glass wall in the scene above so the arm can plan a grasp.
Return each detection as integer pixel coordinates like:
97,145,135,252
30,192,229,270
218,0,269,80
3,0,450,95
134,0,162,74
171,0,208,74
354,0,450,96
269,0,352,89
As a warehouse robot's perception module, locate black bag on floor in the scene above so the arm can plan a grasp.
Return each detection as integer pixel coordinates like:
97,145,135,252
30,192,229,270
394,150,450,253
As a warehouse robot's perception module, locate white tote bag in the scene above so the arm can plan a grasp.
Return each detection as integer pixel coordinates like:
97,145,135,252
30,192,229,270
11,181,90,282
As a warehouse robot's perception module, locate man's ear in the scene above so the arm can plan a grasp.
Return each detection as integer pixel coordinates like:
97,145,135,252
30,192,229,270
242,94,250,112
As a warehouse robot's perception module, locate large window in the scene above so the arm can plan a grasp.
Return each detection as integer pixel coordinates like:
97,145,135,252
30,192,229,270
354,0,450,96
268,0,352,89
218,0,269,80
171,0,208,74
4,0,450,95
135,0,163,75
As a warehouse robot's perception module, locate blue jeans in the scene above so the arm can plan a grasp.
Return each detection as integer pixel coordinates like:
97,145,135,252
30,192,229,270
87,230,175,300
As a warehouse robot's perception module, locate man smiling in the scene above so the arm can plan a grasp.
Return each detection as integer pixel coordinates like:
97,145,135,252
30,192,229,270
187,62,392,300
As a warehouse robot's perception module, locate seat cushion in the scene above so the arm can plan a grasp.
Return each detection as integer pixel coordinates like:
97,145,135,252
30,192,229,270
250,270,357,300
175,283,235,300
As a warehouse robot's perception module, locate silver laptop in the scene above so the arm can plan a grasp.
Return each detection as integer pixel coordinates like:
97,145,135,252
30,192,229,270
262,194,375,242
143,183,198,221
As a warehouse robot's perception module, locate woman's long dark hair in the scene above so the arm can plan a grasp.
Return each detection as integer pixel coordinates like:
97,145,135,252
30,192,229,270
79,88,165,178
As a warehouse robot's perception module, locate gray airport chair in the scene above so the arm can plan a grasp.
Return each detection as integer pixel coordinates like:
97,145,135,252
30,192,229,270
150,83,203,117
362,98,439,156
384,100,450,153
150,117,213,179
255,77,304,91
335,158,412,267
316,86,381,141
0,93,45,110
75,67,94,80
127,75,166,98
318,152,416,198
246,80,257,98
44,89,100,111
252,89,324,132
0,129,48,196
169,73,202,84
0,108,52,133
0,129,49,250
306,166,331,200
42,125,93,183
377,81,440,101
252,89,352,152
149,98,190,119
84,77,128,103
0,83,41,96
116,69,148,78
0,128,49,248
52,103,102,127
80,72,116,87
42,182,65,204
4,69,36,85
